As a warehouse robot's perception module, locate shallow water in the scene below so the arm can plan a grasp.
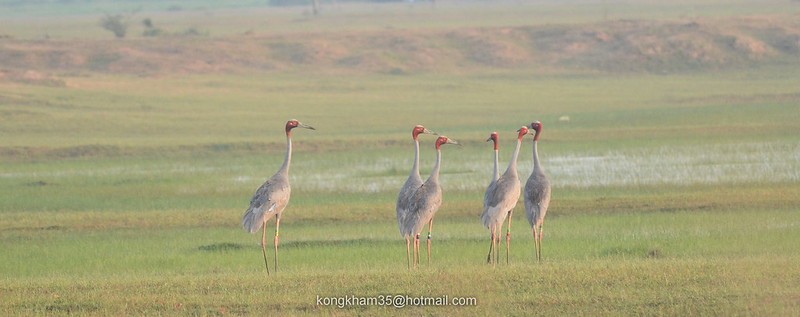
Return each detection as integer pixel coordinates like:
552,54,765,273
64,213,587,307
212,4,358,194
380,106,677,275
3,141,797,193
292,141,800,192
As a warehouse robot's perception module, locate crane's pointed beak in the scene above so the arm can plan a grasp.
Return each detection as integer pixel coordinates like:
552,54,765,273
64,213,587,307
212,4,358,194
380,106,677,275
423,128,438,136
298,122,315,130
447,139,461,146
486,137,492,142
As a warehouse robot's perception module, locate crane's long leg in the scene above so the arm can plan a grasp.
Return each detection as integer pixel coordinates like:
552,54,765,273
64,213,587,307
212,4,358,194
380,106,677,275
486,227,495,264
537,224,544,262
505,210,513,265
405,236,411,270
494,224,500,266
426,219,433,264
414,234,420,268
261,221,270,275
274,215,281,273
486,225,497,267
533,225,541,262
532,226,537,261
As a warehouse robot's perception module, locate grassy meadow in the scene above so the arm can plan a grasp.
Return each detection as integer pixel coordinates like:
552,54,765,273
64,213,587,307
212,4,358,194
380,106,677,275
2,1,800,315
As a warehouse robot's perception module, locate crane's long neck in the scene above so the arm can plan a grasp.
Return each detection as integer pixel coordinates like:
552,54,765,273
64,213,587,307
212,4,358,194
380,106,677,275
277,133,292,177
506,137,523,175
410,138,421,179
429,148,442,183
492,149,499,181
532,139,542,173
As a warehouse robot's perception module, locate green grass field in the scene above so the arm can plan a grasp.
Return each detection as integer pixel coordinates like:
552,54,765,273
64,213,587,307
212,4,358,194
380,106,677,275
2,1,800,315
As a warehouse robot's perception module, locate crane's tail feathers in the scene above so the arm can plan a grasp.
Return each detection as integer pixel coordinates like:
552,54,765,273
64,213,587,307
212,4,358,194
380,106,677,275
242,202,277,233
480,212,494,228
396,208,408,234
402,212,422,238
242,207,265,233
525,206,541,227
481,206,505,228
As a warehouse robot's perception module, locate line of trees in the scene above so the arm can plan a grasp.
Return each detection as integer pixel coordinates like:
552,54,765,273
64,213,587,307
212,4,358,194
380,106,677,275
98,0,435,38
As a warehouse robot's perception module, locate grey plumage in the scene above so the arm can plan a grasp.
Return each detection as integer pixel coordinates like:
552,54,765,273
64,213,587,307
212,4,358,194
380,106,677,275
524,165,551,230
524,121,551,262
481,128,529,265
242,174,289,233
397,125,436,238
396,174,420,237
482,177,520,227
402,135,459,268
524,170,551,229
396,125,437,269
405,179,443,237
241,119,314,274
481,130,525,229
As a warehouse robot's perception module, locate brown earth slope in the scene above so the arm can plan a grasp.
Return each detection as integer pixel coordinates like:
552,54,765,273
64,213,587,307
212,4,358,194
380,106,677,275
1,16,799,81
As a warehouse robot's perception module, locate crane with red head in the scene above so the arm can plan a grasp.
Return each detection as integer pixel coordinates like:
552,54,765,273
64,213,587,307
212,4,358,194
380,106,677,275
242,119,315,274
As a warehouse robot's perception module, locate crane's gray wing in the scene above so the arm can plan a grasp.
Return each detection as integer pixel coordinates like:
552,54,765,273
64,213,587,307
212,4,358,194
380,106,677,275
242,179,288,233
482,175,520,227
524,173,551,227
397,176,423,234
485,175,520,210
481,180,499,228
482,180,498,210
405,182,442,235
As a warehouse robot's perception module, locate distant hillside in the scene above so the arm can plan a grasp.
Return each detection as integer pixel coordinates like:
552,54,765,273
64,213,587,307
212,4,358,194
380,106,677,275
2,16,800,83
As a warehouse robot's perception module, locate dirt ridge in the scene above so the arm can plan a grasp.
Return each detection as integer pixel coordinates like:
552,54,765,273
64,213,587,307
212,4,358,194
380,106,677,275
1,17,799,80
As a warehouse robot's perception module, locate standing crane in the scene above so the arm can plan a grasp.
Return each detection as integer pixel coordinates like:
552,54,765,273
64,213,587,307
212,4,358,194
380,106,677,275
487,132,500,183
524,121,551,262
400,135,460,268
481,127,530,266
397,125,437,269
482,131,500,265
241,119,315,274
